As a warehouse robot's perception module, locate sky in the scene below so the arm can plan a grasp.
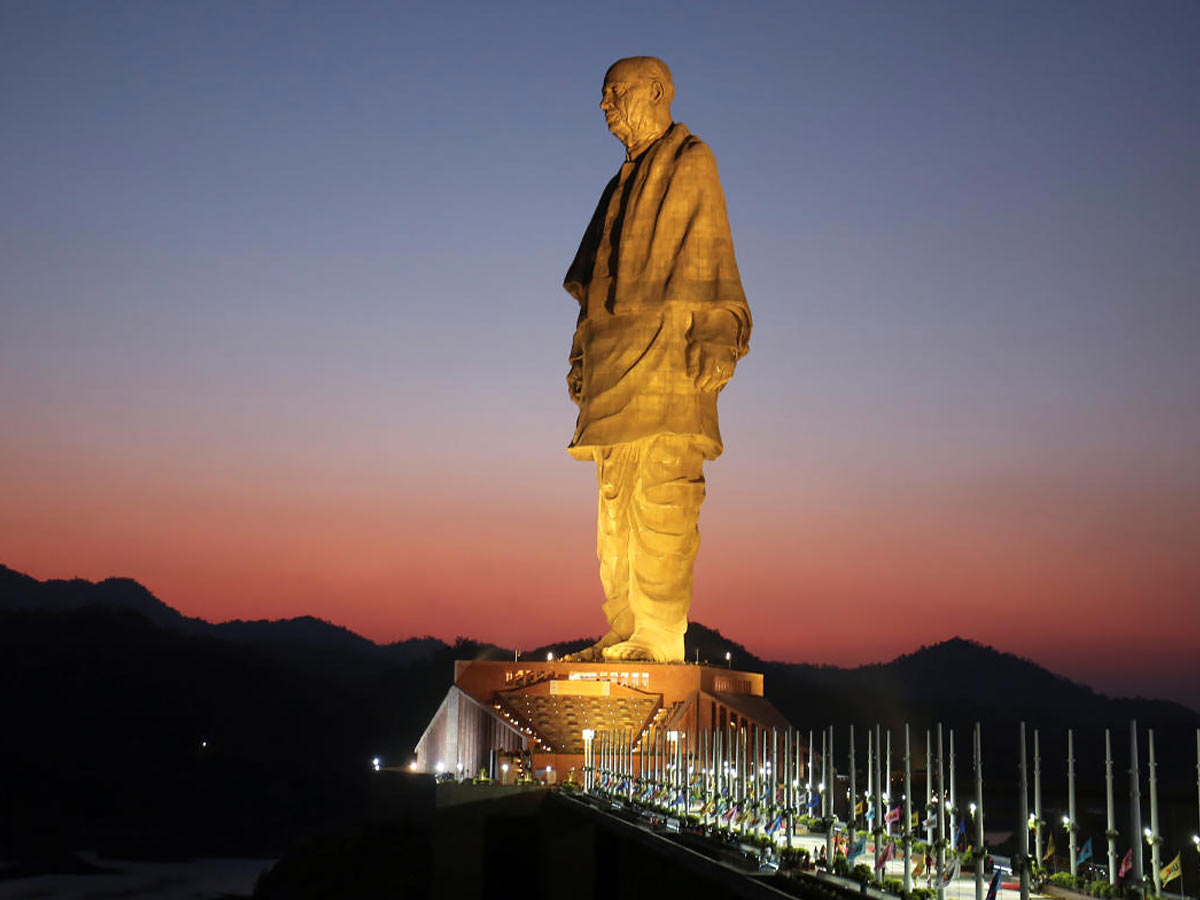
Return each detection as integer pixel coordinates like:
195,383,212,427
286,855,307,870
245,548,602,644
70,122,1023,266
2,1,1198,708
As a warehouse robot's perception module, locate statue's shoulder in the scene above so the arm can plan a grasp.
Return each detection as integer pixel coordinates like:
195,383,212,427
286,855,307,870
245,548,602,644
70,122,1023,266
669,129,720,179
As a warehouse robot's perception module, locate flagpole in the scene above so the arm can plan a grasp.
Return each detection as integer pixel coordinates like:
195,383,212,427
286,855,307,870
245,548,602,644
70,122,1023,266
1068,728,1077,877
906,722,914,896
1149,728,1162,895
887,728,893,840
869,728,877,873
876,723,885,882
1131,720,1144,885
773,727,779,836
938,723,946,900
1020,721,1031,900
949,729,957,864
850,724,858,851
828,724,837,864
974,722,984,900
927,728,935,848
1034,729,1043,868
785,728,792,849
821,726,829,821
1105,728,1117,886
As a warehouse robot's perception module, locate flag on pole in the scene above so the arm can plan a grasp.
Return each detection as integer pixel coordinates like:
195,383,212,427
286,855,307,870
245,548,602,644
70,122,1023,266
985,869,1002,900
1042,834,1056,863
856,800,865,816
1160,853,1182,886
876,840,896,871
1076,837,1093,866
955,820,967,849
912,852,926,878
866,804,875,821
942,856,962,884
911,812,920,828
1117,848,1133,882
886,806,902,824
850,836,867,859
808,793,821,810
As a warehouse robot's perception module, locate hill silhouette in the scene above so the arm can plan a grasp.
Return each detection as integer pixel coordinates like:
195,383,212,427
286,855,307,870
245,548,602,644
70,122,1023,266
3,564,1197,860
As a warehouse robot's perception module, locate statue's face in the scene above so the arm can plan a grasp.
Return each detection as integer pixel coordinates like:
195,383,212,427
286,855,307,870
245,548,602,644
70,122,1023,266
600,64,657,147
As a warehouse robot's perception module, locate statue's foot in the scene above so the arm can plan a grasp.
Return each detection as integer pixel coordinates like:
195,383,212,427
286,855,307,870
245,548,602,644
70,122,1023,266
562,629,626,662
601,640,661,661
601,632,685,663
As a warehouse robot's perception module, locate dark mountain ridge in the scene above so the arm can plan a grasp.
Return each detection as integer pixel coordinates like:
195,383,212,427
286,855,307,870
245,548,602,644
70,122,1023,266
3,563,1198,860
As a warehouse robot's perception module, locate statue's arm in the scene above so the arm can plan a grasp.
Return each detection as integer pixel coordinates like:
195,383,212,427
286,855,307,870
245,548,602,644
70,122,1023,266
670,141,751,392
687,306,750,392
567,309,584,404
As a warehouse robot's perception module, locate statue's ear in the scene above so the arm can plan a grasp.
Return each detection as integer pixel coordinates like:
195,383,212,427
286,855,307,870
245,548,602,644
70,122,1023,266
648,79,665,103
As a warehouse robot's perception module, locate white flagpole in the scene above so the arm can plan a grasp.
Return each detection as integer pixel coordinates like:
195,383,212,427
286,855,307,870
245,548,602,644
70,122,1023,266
887,728,893,839
1131,720,1144,884
1068,728,1077,876
878,729,888,883
927,728,935,847
1149,728,1162,895
828,724,836,863
949,729,957,859
850,724,858,849
1034,729,1043,866
937,723,946,900
1105,728,1117,886
905,723,914,895
974,722,984,900
1019,722,1030,900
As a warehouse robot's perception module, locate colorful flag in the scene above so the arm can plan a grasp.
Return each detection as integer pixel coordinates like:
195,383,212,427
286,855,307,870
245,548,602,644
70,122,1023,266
808,793,821,810
850,836,867,859
985,869,1002,900
1042,834,1056,863
956,820,967,849
886,806,902,824
876,840,896,871
767,813,784,834
911,812,920,828
866,803,876,821
1117,848,1133,882
856,800,865,816
943,856,961,884
912,853,926,878
1076,837,1093,866
1160,853,1182,886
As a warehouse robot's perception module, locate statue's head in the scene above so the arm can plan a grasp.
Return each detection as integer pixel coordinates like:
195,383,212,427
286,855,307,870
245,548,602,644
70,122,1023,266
601,56,674,153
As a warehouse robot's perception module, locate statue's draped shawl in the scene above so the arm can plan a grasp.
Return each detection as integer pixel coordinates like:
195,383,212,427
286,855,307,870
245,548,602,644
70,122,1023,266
564,122,751,460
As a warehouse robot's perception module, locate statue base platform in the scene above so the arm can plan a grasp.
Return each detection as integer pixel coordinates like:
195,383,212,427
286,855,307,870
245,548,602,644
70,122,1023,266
413,658,791,784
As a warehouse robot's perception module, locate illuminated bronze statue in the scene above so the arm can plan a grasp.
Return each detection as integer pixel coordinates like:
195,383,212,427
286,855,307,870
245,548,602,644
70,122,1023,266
564,57,751,662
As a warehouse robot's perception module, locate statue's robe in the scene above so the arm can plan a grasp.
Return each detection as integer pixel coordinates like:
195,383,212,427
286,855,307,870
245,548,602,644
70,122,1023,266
564,122,751,460
562,122,751,661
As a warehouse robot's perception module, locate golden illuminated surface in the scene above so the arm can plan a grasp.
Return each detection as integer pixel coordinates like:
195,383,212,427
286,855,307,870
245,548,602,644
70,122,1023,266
563,57,751,663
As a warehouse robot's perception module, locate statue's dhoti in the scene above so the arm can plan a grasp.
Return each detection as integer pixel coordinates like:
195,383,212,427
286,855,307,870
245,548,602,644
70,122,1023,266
593,432,705,662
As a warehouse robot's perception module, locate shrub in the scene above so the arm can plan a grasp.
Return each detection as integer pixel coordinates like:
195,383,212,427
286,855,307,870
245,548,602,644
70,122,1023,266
882,877,905,895
852,863,874,885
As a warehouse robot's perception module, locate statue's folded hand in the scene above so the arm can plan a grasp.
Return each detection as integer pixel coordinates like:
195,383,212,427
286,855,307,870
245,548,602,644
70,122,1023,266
688,343,737,392
567,362,584,403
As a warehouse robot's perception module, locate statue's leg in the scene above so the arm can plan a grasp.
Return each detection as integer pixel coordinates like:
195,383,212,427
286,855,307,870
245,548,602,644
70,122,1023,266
565,444,636,662
603,434,705,662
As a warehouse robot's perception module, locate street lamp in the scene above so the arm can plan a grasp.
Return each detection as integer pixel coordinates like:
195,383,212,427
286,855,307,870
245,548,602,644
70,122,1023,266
725,651,731,668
